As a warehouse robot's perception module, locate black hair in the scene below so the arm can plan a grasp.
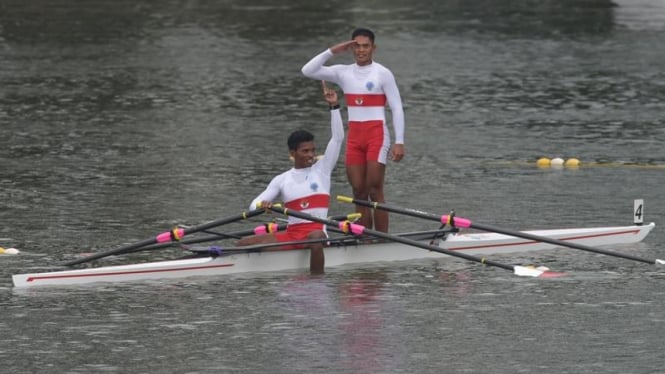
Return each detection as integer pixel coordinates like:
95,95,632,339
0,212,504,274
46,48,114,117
287,130,314,151
351,28,375,43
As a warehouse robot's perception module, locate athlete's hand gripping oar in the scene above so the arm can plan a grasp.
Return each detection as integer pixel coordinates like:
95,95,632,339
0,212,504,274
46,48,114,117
337,196,665,266
61,209,266,266
265,204,562,278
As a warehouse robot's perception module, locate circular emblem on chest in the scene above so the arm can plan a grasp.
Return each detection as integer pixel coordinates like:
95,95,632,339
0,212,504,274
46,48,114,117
300,201,310,209
355,97,364,105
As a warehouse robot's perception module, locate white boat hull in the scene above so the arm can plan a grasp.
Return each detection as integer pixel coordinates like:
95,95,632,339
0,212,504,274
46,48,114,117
12,222,655,288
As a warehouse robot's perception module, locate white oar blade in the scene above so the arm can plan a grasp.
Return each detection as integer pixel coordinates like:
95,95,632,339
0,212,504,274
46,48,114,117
513,265,545,277
513,265,565,278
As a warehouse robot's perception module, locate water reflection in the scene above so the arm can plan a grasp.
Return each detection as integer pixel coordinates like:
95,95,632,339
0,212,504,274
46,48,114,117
337,272,390,373
274,271,391,373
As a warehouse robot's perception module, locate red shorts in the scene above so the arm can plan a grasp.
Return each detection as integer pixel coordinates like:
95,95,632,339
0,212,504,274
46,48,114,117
346,120,390,165
274,222,325,249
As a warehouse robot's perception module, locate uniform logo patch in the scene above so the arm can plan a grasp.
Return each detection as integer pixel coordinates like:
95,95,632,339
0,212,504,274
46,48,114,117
355,97,364,105
366,81,375,91
300,201,310,209
310,182,319,191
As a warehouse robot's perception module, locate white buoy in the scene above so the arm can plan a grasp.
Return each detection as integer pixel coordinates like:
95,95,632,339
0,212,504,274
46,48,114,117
0,247,20,255
550,157,564,168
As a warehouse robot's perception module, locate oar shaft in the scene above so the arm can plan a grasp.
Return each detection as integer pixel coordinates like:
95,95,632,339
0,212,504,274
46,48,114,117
468,221,655,265
338,195,441,221
190,236,361,256
180,209,265,236
62,209,266,266
190,227,454,256
268,206,514,272
62,238,161,266
340,196,657,265
135,222,290,252
92,212,358,258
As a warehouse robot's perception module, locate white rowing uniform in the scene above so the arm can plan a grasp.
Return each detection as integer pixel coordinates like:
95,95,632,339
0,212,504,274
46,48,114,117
301,48,405,164
249,108,344,226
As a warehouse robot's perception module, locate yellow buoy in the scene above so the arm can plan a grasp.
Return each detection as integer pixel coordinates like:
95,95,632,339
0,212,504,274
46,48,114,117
565,158,580,168
536,157,551,168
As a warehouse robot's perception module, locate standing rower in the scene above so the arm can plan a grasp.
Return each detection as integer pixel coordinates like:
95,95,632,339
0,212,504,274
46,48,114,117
302,27,405,232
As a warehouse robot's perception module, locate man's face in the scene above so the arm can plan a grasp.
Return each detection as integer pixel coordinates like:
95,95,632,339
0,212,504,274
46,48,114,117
290,141,316,168
352,35,375,66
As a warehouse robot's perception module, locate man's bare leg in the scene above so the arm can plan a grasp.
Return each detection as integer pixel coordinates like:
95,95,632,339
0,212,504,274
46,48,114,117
367,161,388,232
236,233,279,247
307,230,327,274
346,163,373,229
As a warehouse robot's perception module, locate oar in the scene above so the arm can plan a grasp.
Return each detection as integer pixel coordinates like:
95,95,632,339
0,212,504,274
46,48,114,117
188,236,363,256
188,224,452,257
121,213,360,253
124,222,287,253
62,209,266,266
265,204,562,278
80,213,361,256
337,196,665,266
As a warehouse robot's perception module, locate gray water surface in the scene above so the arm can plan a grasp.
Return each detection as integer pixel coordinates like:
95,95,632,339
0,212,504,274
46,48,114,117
2,0,665,373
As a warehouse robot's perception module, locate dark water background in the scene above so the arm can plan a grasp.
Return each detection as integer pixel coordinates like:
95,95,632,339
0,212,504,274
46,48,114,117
1,0,665,373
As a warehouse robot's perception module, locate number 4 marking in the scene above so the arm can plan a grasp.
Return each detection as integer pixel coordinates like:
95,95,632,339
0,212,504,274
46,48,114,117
634,199,644,225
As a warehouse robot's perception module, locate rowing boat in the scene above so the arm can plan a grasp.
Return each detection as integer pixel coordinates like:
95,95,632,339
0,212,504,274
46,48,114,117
12,221,654,288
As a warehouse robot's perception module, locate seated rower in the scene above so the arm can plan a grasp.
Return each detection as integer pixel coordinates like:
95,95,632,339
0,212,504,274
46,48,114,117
236,82,344,273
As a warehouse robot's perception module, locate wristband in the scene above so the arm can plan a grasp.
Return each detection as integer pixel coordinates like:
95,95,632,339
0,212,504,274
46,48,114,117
329,104,340,110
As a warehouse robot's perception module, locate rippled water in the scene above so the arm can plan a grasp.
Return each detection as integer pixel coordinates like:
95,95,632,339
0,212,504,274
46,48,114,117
2,0,665,373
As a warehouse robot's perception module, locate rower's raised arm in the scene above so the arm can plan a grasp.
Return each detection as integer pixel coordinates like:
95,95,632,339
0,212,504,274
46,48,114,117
318,81,344,174
301,49,338,82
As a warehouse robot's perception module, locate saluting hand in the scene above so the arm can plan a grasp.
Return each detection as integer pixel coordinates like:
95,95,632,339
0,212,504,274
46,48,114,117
330,40,357,54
